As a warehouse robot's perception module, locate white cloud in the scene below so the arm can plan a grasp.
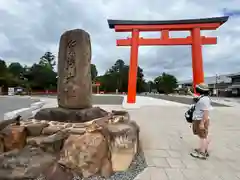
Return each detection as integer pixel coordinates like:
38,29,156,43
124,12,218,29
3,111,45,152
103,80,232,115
0,0,239,81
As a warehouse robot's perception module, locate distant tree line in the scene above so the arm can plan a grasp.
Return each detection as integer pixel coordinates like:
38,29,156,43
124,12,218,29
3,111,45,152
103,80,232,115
0,52,178,94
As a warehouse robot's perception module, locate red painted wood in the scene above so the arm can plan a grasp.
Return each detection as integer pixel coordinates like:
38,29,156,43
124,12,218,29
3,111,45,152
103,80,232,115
161,30,169,39
117,37,217,46
127,29,139,103
114,23,221,32
191,28,204,94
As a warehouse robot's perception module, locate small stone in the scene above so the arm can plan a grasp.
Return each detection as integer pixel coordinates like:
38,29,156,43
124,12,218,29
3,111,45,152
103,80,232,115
21,121,33,126
40,120,48,124
112,110,129,116
25,123,49,136
1,125,27,152
112,110,130,121
27,136,46,146
72,123,86,128
68,128,85,135
42,126,64,135
50,121,59,125
64,123,73,128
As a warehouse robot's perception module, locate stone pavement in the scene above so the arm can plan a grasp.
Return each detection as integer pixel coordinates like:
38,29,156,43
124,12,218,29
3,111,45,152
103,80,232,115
31,95,240,179
130,105,240,180
4,95,240,179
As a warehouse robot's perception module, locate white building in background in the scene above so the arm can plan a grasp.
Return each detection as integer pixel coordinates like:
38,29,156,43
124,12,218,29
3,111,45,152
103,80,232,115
178,74,232,96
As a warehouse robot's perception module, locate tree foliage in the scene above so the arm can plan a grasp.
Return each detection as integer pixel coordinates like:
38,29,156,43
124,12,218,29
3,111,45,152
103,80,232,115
0,52,57,93
39,51,56,70
91,64,98,81
8,62,24,77
96,59,147,93
0,53,178,94
154,72,178,94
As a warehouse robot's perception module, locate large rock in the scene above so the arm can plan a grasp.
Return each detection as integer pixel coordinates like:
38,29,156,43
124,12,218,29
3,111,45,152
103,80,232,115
42,163,74,180
57,29,92,109
34,107,108,123
42,126,64,135
25,122,49,136
58,132,112,178
1,125,27,152
0,146,57,180
28,131,69,153
0,135,4,153
107,121,139,172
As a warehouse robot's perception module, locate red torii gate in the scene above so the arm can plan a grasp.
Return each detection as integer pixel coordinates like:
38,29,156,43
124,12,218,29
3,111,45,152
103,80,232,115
108,16,229,104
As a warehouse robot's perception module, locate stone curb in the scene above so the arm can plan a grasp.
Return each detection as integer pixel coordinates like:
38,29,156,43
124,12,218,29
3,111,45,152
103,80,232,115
122,95,188,109
3,99,45,120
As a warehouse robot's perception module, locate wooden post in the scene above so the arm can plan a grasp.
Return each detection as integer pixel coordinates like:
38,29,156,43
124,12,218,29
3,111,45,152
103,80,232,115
127,29,139,103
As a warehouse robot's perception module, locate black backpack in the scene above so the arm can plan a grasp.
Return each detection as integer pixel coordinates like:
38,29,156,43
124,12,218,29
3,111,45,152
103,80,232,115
184,96,203,123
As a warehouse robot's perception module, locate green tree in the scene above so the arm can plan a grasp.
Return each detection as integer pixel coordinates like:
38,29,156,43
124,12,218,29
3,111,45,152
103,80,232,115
106,59,127,91
39,51,56,70
154,72,178,94
26,63,57,90
0,59,8,87
97,59,146,93
91,64,98,81
0,59,8,77
8,62,24,78
146,80,155,92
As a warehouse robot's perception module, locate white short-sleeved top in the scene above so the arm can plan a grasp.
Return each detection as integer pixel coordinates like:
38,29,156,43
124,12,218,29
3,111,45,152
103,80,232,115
193,96,212,121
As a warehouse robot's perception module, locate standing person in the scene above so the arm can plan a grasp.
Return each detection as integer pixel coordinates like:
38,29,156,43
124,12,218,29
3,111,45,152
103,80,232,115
190,83,212,160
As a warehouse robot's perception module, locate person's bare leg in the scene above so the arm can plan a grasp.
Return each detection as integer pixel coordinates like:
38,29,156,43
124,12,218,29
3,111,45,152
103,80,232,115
200,138,208,153
206,136,210,152
199,138,206,153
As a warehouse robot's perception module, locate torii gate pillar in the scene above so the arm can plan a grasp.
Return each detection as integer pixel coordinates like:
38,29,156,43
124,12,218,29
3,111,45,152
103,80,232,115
108,16,229,103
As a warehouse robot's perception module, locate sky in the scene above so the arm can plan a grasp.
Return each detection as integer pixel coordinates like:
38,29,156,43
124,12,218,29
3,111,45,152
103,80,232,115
0,0,240,81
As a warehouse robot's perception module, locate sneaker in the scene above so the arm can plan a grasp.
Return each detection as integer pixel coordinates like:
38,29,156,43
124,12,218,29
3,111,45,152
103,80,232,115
190,151,207,160
194,148,209,157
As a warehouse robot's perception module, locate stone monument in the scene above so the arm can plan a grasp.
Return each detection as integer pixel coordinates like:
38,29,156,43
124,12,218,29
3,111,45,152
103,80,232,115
58,29,92,109
34,29,108,122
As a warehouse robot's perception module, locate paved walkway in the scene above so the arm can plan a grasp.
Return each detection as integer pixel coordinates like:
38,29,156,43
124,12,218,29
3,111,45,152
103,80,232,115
131,105,240,180
6,95,239,179
0,96,38,119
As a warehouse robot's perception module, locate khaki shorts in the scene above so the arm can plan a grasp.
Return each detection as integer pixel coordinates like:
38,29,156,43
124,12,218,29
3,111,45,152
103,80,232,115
192,120,209,138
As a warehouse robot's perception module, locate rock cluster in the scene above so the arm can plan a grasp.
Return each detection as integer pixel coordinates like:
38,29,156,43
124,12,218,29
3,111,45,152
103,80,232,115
0,110,140,180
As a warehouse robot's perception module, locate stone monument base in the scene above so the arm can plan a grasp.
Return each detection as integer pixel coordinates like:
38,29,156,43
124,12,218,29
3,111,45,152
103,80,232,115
34,107,108,123
0,110,143,179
